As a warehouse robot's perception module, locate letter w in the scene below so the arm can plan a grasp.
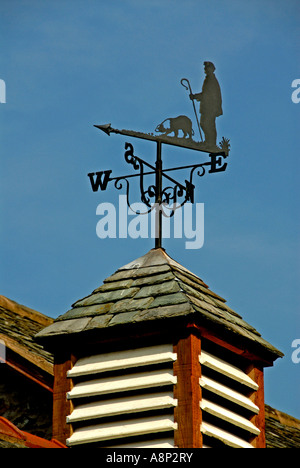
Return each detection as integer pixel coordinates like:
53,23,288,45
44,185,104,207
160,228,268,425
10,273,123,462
88,170,112,191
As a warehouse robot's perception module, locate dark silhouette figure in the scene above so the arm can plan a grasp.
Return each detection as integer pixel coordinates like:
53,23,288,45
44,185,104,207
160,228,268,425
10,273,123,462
155,115,194,139
190,62,223,149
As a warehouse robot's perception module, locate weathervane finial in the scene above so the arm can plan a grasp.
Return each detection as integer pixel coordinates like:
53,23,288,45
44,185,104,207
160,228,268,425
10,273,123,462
91,63,230,249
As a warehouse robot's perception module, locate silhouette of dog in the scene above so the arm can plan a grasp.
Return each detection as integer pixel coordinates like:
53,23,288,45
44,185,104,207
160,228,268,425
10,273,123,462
155,115,194,139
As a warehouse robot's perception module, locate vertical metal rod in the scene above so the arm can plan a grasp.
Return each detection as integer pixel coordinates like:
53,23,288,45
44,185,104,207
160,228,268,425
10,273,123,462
155,141,162,249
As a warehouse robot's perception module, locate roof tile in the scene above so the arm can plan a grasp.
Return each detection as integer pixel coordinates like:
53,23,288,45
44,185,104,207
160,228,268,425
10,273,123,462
36,248,283,360
134,280,180,299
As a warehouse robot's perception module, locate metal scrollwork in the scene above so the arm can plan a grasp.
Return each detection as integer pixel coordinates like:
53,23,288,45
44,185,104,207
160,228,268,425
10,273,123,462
88,132,229,249
114,176,154,215
160,182,193,218
189,163,207,188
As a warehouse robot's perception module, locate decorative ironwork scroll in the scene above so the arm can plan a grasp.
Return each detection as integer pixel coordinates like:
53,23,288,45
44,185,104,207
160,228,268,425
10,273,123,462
88,132,228,248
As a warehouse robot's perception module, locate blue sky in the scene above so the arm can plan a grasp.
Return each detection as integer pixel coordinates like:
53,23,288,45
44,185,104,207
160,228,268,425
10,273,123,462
1,1,299,419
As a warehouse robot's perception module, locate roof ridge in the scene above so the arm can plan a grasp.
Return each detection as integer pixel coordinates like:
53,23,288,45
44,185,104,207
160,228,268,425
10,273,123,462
0,295,52,327
117,248,199,276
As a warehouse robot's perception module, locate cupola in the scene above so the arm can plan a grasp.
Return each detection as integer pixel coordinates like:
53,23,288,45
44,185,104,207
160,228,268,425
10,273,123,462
36,247,283,448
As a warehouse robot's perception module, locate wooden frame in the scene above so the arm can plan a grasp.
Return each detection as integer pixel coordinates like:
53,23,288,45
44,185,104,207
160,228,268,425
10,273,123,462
0,333,54,393
51,320,269,448
247,365,266,448
52,353,75,444
172,322,268,448
173,329,202,448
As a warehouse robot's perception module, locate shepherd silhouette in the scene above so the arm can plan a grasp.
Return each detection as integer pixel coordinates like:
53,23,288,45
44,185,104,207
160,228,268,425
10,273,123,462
190,62,222,150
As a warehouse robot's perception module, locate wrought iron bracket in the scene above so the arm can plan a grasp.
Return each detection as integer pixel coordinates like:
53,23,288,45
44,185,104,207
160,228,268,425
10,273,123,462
89,124,229,248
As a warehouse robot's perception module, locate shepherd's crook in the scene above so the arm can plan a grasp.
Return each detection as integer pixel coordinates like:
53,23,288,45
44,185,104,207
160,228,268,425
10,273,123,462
181,78,203,142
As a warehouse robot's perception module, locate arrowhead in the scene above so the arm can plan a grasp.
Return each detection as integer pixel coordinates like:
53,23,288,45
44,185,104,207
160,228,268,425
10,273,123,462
94,123,113,136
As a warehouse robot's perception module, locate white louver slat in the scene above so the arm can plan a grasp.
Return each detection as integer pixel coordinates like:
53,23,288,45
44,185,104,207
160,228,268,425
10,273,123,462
67,415,177,446
199,351,258,390
201,422,254,449
68,344,177,377
200,375,259,413
67,344,177,448
200,347,260,448
67,368,176,399
67,393,177,423
105,438,175,448
200,399,260,435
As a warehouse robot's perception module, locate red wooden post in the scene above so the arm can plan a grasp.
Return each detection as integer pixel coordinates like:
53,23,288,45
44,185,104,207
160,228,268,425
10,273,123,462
173,329,202,448
247,365,266,448
52,353,74,445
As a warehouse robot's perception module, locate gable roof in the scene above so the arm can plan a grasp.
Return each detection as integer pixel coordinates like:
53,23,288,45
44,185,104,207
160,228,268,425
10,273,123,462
0,295,54,390
36,248,283,363
265,405,300,448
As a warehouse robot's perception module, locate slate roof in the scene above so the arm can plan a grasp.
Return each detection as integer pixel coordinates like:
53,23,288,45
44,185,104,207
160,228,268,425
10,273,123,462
0,296,55,448
36,248,283,362
0,295,54,370
265,405,300,448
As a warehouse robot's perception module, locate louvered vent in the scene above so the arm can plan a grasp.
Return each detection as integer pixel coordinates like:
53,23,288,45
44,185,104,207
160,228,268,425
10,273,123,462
66,344,178,448
200,342,260,448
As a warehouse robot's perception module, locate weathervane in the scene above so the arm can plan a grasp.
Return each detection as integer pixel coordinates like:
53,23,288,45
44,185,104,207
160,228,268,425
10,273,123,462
88,61,230,249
